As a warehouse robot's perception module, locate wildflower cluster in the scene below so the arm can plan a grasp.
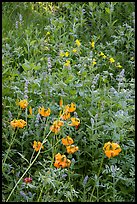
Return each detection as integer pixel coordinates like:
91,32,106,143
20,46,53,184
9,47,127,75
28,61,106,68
50,99,80,134
54,135,79,168
90,40,122,69
62,136,79,154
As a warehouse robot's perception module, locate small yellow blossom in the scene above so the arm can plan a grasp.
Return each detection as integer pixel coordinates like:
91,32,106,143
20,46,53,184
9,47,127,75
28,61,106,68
60,51,65,57
66,145,79,154
92,58,97,65
33,141,44,152
46,31,50,35
18,99,28,109
75,39,81,47
65,52,69,57
72,48,77,53
99,52,107,59
64,60,70,67
38,107,51,117
116,63,122,68
109,57,115,63
103,142,122,158
62,136,74,146
91,41,95,48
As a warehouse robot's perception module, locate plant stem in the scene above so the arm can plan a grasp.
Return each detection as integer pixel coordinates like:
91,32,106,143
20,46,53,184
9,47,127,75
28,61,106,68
6,130,51,202
2,129,18,169
90,155,104,201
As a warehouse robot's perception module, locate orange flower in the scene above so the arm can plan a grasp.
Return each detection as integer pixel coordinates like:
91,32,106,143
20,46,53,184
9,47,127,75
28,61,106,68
103,142,122,158
59,98,63,107
62,136,74,146
33,141,44,152
54,153,71,168
50,120,64,134
66,145,79,154
10,119,27,129
68,103,76,112
38,107,51,117
29,106,32,115
69,117,80,127
18,99,28,109
60,110,71,120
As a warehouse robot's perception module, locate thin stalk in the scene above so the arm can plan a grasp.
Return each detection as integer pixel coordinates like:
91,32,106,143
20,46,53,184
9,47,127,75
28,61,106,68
37,185,44,202
2,129,18,169
90,155,104,201
6,130,51,202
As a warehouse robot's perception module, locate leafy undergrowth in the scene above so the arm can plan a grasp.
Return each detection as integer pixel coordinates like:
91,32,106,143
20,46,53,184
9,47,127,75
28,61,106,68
2,2,135,202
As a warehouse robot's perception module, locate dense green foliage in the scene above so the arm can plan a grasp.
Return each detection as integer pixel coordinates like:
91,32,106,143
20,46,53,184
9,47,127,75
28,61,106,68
2,2,135,202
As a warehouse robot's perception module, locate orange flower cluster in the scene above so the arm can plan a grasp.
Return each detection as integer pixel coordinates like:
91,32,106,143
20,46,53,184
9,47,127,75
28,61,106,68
60,102,76,120
33,141,44,152
54,135,79,168
18,99,28,109
103,142,122,158
10,119,27,128
50,120,64,134
54,153,71,168
38,107,51,117
62,136,79,154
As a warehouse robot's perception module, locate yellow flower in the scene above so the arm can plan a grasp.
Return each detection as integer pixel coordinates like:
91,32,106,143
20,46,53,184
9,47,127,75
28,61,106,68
75,39,81,47
109,57,115,63
92,58,97,65
91,41,95,48
69,117,80,127
116,63,122,68
60,51,65,57
29,106,32,115
64,60,70,67
65,52,69,57
99,52,107,59
38,107,51,117
72,48,77,53
46,31,50,35
10,119,27,129
62,136,74,146
103,142,122,158
33,141,44,152
18,99,28,109
66,145,79,154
